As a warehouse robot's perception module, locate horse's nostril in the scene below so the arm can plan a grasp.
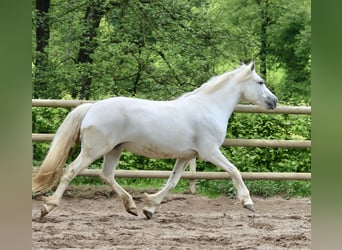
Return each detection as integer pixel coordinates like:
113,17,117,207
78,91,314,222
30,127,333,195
266,98,277,110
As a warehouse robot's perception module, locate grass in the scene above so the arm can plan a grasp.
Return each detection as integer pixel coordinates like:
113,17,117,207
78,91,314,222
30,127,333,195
70,176,311,199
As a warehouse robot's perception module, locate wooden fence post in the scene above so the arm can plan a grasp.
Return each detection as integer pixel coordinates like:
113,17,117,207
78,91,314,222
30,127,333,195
189,158,197,194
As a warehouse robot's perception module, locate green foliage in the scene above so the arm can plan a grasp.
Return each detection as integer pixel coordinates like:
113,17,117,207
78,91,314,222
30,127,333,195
194,112,311,175
267,0,311,103
32,0,311,102
32,107,69,133
194,179,310,198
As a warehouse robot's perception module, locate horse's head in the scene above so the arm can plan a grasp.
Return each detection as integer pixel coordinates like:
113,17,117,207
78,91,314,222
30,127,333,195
238,62,278,110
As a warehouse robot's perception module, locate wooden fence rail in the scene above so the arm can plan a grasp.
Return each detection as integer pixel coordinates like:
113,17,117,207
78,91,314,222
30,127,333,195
32,99,311,191
32,168,311,181
32,99,311,114
32,133,311,148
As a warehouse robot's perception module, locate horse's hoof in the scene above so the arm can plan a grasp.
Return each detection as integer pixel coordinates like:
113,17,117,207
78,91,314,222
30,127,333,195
40,204,49,218
143,208,154,219
127,207,138,216
244,204,255,212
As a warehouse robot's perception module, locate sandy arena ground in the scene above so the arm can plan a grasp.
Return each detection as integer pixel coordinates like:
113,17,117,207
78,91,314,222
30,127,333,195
32,186,311,250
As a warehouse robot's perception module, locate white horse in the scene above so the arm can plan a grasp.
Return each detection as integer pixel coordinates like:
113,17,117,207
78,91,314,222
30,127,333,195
33,62,277,219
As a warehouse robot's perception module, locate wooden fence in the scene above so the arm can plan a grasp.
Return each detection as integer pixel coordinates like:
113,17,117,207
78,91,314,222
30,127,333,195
32,99,311,193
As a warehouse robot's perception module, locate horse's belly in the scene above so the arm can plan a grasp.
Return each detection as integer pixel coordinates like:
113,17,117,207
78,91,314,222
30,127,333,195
122,142,196,159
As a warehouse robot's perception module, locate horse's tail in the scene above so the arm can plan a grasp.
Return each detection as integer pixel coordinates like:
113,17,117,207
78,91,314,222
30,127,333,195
32,103,93,195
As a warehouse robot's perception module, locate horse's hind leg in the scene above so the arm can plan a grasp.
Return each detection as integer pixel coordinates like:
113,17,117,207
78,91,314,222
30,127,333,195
41,150,95,217
143,158,190,219
100,146,138,216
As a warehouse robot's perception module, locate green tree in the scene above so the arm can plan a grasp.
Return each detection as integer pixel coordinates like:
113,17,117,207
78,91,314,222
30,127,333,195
206,0,311,103
32,0,310,102
74,0,108,99
33,0,236,100
267,0,311,103
33,0,51,98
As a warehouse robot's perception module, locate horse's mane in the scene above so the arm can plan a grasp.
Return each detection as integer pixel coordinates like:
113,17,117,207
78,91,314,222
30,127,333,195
178,65,246,99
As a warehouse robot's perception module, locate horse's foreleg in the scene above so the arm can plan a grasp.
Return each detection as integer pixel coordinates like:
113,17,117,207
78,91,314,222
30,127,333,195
100,146,137,216
201,148,254,212
41,151,94,217
143,158,190,219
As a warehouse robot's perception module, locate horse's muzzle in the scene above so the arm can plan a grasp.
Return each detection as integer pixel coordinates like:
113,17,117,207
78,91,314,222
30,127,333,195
265,97,278,110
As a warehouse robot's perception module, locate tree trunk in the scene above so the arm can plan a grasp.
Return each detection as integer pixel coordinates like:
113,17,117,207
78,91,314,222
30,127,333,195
74,0,106,99
256,0,269,81
34,0,50,98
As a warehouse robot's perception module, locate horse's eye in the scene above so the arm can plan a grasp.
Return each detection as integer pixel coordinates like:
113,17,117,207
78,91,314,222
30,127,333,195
258,81,264,85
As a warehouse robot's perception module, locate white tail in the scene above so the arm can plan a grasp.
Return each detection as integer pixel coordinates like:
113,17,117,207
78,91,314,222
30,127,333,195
32,103,93,195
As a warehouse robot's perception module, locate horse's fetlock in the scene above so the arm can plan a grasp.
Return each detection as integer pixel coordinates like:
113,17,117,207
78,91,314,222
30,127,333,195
42,195,59,206
143,193,157,206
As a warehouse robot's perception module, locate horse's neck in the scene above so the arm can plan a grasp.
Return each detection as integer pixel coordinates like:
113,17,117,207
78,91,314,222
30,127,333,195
206,87,241,118
186,81,242,121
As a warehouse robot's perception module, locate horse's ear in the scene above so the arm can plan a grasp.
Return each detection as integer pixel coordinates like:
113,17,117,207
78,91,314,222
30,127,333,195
250,61,255,71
